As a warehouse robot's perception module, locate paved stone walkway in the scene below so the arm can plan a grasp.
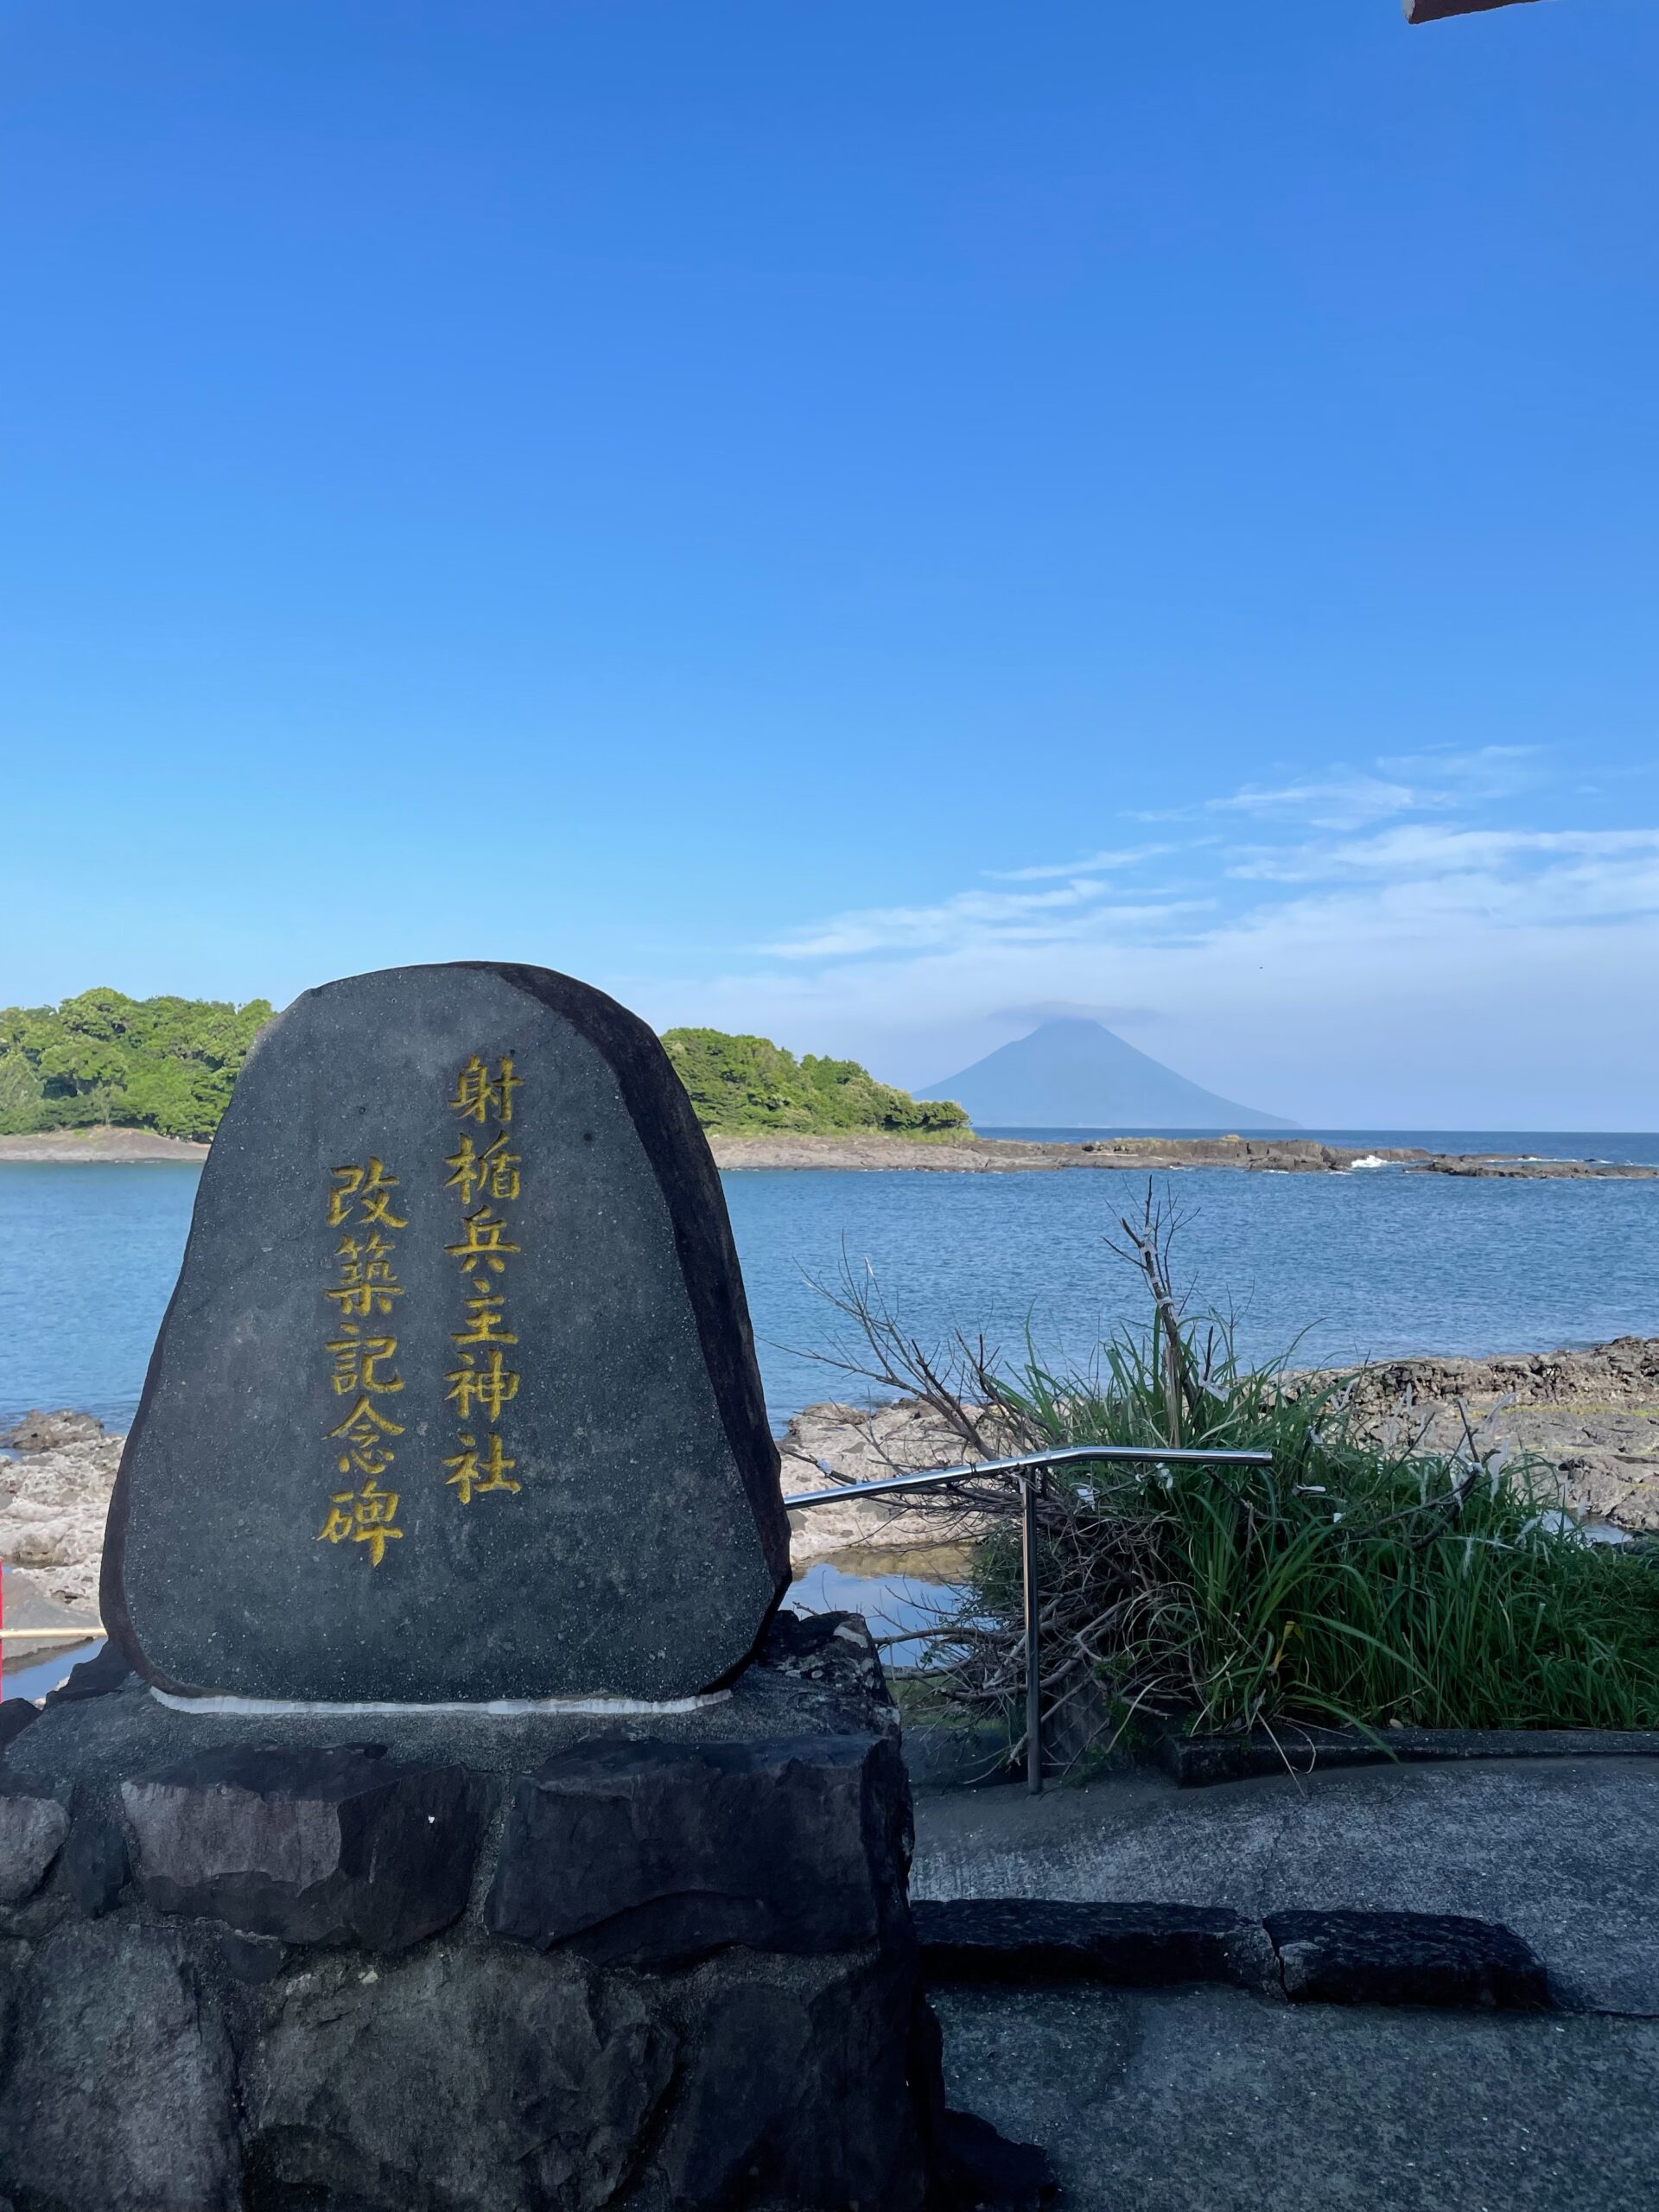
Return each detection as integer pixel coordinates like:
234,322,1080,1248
938,1983,1659,2212
918,1760,1659,2209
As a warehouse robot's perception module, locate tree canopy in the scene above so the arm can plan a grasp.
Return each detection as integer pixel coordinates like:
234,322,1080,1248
0,990,274,1141
660,1027,968,1137
0,995,969,1146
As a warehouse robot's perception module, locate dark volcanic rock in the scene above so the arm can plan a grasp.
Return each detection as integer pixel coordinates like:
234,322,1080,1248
655,1952,927,2211
907,1986,1056,2209
0,1918,240,2212
219,1929,290,1984
487,1732,912,1964
103,962,790,1704
242,1945,677,2212
0,1408,106,1452
1266,1909,1552,2010
122,1743,488,1949
0,1704,40,1759
932,2109,1056,2211
43,1639,133,1707
62,1813,130,1916
0,1627,972,2212
915,1897,1269,1989
0,1787,67,1905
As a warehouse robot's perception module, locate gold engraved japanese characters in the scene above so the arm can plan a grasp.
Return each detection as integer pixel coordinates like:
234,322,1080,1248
319,1156,409,1567
444,1431,520,1503
444,1130,521,1205
444,1055,525,1505
317,1478,404,1566
448,1054,520,1126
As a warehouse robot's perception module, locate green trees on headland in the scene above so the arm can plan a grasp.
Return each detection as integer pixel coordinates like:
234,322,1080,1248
0,990,275,1141
0,993,969,1145
661,1029,969,1136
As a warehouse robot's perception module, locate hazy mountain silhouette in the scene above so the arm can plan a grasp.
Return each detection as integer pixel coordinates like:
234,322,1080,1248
918,1019,1294,1130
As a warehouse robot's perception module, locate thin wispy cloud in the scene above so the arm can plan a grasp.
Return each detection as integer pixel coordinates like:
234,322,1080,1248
1203,772,1431,832
1227,824,1659,902
986,842,1177,883
1130,745,1546,836
687,743,1659,1123
764,880,1211,962
1375,744,1542,798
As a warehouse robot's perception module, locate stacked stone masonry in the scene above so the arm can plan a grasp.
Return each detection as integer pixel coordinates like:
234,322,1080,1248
0,1612,974,2212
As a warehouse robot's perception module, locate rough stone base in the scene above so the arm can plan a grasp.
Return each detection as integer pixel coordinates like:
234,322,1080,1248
0,1612,1023,2212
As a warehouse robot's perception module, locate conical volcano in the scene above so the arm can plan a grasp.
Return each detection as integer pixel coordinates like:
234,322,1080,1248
918,1019,1293,1130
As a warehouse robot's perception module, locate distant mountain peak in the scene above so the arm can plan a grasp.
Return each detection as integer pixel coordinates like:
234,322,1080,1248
918,1019,1294,1132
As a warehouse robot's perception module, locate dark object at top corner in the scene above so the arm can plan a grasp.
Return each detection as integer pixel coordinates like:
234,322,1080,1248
1405,0,1540,23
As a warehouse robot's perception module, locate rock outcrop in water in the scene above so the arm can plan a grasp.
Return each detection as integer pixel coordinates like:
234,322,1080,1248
0,1414,120,1614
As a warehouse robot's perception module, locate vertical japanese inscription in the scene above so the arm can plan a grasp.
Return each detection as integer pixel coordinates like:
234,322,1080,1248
317,1158,408,1565
443,1056,524,1504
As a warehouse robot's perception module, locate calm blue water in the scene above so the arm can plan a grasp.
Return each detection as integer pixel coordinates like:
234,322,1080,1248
3,1144,1656,1434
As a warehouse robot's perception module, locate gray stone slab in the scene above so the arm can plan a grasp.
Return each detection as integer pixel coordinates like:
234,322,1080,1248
103,963,790,1703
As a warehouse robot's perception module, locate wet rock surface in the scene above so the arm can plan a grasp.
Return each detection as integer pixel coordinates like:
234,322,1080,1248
709,1130,1656,1179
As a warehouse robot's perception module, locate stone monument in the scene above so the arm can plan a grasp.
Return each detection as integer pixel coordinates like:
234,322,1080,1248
104,961,791,1704
0,963,1045,2211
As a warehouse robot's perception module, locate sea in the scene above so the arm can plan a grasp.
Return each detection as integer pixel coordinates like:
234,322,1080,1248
3,1131,1656,1692
3,1129,1656,1434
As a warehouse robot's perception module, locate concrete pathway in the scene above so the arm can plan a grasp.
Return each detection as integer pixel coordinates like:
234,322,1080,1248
912,1758,1659,2015
938,1983,1659,2212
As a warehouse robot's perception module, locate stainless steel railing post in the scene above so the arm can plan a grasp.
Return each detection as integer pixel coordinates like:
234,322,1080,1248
1021,1472,1042,1795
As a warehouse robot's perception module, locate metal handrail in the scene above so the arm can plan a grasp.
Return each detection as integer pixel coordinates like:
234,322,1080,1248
786,1441,1274,1795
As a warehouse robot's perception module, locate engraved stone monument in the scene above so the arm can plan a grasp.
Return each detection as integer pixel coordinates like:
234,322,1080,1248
102,962,791,1703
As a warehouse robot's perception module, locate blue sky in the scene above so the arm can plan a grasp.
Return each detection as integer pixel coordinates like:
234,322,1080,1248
3,0,1656,1124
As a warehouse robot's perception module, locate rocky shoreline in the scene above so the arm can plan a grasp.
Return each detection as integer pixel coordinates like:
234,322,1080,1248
0,1128,209,1164
779,1334,1659,1556
3,1125,1650,1178
710,1132,1655,1179
9,1338,1654,1632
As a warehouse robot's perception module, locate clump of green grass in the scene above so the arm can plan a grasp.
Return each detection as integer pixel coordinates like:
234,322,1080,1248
815,1190,1659,1769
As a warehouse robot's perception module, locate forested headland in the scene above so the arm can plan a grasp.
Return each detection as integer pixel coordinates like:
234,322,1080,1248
0,991,273,1141
0,992,968,1145
659,1028,967,1137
